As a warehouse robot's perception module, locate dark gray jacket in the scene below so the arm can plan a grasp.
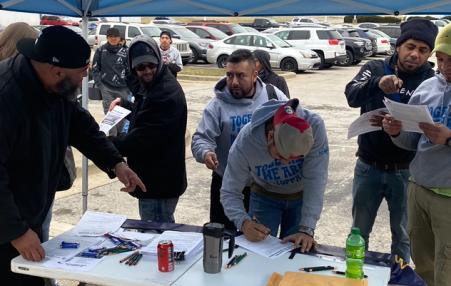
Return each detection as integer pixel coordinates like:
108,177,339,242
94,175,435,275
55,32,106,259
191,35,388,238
92,43,129,88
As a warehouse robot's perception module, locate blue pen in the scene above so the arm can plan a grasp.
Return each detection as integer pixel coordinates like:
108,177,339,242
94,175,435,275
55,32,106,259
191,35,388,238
79,251,101,259
60,241,80,249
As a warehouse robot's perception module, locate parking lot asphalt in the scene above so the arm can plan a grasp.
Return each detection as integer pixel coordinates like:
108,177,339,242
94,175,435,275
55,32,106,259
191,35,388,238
51,56,396,285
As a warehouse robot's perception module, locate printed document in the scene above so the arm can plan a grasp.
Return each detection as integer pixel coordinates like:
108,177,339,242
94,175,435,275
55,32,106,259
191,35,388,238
235,235,293,259
383,98,434,133
72,211,127,237
141,231,203,258
347,108,388,139
99,105,131,134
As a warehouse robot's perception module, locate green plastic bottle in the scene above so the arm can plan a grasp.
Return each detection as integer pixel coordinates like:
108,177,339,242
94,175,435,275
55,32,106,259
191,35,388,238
345,227,365,279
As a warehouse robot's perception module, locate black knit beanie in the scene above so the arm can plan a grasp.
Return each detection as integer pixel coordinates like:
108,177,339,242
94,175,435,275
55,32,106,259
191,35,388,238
396,19,438,50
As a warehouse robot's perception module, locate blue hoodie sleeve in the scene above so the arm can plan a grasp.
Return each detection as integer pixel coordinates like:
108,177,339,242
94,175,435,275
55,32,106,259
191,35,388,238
220,134,252,230
191,99,222,163
299,115,329,230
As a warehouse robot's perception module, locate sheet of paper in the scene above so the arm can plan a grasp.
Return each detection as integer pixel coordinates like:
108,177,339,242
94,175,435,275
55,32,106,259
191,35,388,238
43,255,103,272
99,105,131,134
235,235,293,259
383,98,434,133
347,108,388,139
72,211,127,237
112,228,157,243
141,231,203,257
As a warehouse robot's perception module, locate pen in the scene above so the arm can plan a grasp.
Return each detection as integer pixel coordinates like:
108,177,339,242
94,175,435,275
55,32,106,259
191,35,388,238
120,251,139,263
60,241,80,249
225,255,237,269
333,270,368,279
252,216,270,237
231,252,247,267
299,265,335,272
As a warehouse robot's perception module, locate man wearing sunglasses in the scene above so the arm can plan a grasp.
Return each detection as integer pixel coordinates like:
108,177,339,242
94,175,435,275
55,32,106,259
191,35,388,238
109,35,187,224
221,99,329,252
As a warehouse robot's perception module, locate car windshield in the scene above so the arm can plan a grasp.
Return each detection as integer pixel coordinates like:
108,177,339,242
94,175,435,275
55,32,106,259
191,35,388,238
371,29,390,38
231,24,247,34
266,34,291,48
173,27,200,38
141,26,162,37
206,27,228,39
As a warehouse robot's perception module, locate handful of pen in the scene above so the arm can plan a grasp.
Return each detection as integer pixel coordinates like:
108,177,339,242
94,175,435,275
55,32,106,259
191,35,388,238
225,252,247,269
79,233,141,259
119,251,143,266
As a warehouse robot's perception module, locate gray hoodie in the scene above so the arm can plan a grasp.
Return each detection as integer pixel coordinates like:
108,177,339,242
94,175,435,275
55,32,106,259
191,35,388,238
392,73,451,188
220,100,329,231
191,77,287,176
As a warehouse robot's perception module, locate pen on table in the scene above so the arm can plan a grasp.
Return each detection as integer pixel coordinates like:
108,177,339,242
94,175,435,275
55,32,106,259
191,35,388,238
120,251,139,263
225,255,237,269
299,265,335,272
130,253,143,266
126,252,141,266
333,270,368,278
231,252,247,267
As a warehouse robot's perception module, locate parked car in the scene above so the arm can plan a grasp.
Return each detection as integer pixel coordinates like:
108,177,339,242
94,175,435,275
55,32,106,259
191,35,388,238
185,25,228,40
342,27,378,56
157,24,213,63
206,32,320,72
366,29,391,55
188,21,247,35
40,15,79,26
239,18,286,31
290,17,316,27
272,27,346,68
94,22,192,64
152,16,177,24
369,29,393,55
357,22,380,29
336,28,373,66
374,25,401,39
242,26,260,33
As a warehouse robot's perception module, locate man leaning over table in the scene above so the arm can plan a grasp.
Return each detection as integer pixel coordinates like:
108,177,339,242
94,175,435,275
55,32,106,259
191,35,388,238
0,26,146,286
383,23,451,286
221,99,329,252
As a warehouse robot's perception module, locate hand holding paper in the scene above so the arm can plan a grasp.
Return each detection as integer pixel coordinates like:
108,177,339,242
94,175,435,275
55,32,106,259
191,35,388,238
383,98,434,133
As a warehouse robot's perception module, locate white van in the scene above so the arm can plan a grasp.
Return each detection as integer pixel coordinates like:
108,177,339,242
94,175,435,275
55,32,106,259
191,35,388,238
94,22,192,64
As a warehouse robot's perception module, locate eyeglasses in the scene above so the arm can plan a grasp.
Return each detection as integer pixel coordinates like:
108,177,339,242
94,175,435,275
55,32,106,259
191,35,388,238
135,63,157,72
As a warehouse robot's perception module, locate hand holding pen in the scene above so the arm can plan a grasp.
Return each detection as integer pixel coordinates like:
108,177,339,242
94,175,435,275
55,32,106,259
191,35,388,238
378,66,403,95
241,216,271,242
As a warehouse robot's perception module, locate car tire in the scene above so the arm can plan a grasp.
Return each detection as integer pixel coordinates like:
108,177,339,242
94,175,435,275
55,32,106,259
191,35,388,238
280,57,298,72
339,49,354,66
190,48,200,64
315,51,328,69
217,55,228,68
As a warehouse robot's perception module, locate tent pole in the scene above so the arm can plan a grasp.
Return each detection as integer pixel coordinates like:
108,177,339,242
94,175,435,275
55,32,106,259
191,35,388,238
81,16,89,214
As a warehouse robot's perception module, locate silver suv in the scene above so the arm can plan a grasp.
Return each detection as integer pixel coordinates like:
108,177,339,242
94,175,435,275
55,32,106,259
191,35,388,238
94,22,192,64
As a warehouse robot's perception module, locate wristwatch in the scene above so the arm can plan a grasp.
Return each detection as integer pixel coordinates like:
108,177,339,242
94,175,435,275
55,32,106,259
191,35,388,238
446,136,451,147
298,226,315,237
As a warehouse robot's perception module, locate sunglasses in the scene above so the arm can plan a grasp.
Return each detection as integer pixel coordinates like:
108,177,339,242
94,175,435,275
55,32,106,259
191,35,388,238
135,63,157,72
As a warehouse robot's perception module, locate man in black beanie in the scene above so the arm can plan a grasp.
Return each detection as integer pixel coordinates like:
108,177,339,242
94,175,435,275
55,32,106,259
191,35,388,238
0,26,146,285
344,19,438,262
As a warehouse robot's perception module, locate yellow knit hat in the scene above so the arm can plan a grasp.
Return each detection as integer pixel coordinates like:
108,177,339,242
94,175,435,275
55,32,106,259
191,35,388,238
433,24,451,56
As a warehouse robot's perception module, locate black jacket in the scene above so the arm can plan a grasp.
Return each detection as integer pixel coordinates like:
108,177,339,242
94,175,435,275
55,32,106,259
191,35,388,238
0,55,124,244
264,72,290,98
111,36,188,199
92,43,129,88
345,54,435,164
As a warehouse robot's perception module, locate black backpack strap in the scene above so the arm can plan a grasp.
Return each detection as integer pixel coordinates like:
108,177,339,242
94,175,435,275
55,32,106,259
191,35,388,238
266,84,277,100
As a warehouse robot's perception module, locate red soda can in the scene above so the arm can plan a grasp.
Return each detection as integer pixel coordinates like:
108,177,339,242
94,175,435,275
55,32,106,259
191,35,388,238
158,240,174,272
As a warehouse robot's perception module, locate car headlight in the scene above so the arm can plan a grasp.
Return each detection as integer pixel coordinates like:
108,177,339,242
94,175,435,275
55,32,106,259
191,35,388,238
199,42,209,48
299,51,311,58
354,41,364,46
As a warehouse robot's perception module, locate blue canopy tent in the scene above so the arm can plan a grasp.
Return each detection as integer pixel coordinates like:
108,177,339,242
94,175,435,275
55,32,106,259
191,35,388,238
0,0,448,212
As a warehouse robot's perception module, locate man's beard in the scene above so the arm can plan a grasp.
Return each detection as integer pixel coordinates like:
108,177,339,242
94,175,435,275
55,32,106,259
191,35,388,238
53,77,80,101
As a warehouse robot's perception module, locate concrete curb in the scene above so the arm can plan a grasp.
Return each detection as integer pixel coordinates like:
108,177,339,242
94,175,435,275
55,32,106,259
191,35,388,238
178,71,297,81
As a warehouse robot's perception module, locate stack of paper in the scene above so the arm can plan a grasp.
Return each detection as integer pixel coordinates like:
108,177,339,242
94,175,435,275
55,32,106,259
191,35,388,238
383,98,434,133
141,231,203,259
72,211,127,237
235,235,292,259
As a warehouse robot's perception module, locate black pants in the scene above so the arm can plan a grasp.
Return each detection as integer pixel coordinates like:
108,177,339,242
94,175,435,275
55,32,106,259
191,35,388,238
210,172,250,231
0,242,45,286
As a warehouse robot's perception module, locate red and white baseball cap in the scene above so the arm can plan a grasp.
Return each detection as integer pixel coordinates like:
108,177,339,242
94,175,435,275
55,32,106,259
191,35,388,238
273,99,313,159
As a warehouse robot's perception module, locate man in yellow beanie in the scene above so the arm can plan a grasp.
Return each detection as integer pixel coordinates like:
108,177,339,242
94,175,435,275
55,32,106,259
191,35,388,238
383,24,451,286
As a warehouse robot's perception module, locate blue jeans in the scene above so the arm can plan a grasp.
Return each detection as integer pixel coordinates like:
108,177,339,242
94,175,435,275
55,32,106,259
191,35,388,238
352,158,410,261
139,198,179,223
249,191,303,238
